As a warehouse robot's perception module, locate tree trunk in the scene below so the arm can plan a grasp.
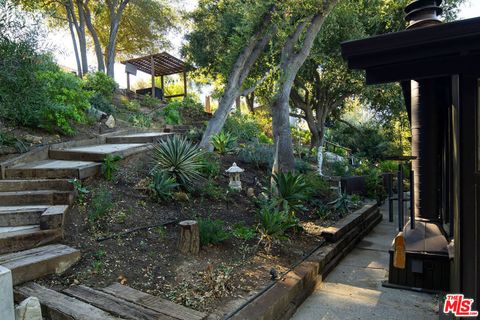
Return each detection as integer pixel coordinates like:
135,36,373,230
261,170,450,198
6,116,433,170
271,5,336,172
199,7,276,150
178,220,199,255
246,92,255,114
66,6,82,77
83,1,105,72
74,0,88,76
105,0,130,78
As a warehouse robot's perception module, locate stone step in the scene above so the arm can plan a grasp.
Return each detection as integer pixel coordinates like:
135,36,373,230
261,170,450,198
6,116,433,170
5,160,101,179
0,206,47,227
0,226,62,254
0,190,73,206
0,244,80,285
0,179,73,192
102,283,207,320
49,143,149,162
106,132,173,144
64,285,173,320
15,283,119,320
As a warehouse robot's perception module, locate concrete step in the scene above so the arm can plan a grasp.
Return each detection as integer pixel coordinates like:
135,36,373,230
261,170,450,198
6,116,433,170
0,226,62,254
106,132,173,144
15,283,119,320
0,190,73,206
0,179,73,192
0,244,80,285
49,143,149,162
5,160,101,179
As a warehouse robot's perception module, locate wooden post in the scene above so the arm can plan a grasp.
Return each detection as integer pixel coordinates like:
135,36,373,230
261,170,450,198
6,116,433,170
183,71,187,99
126,72,130,91
151,55,155,97
178,220,199,255
205,96,211,113
161,75,164,90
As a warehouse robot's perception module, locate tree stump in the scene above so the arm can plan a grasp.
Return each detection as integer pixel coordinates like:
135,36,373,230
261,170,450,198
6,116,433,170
178,220,200,255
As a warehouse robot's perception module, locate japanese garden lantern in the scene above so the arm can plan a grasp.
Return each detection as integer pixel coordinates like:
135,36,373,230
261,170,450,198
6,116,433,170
226,163,244,191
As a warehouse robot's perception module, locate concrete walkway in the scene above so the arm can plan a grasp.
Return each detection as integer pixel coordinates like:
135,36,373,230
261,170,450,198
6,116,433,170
291,204,438,320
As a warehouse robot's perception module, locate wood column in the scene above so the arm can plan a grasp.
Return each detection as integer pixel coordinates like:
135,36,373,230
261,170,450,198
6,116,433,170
183,71,187,99
151,55,155,97
126,73,130,91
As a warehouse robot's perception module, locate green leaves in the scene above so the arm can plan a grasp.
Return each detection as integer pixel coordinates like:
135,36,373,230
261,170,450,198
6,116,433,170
151,135,204,188
149,171,179,201
198,218,231,245
211,131,237,155
271,172,311,211
102,155,122,181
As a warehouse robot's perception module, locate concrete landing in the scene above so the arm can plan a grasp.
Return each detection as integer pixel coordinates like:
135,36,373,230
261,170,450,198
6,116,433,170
291,204,438,320
49,143,149,161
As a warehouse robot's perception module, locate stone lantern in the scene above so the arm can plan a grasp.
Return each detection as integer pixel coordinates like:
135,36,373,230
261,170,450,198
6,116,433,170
226,162,244,191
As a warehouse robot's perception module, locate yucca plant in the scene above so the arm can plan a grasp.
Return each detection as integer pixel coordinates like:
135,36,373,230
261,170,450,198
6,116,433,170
270,172,311,211
149,171,179,201
211,131,237,155
152,135,204,188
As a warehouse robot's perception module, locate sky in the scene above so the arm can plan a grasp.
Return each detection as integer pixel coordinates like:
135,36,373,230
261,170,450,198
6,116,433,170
47,0,480,89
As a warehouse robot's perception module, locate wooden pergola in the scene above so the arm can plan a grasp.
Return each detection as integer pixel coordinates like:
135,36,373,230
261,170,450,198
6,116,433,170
121,52,188,99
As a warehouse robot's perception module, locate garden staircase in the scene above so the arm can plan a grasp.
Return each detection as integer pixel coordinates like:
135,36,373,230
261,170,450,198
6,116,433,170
0,131,172,289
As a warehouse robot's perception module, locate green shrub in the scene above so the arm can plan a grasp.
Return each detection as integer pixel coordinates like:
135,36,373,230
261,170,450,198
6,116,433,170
149,171,178,201
36,65,91,135
83,72,117,101
152,135,204,188
141,94,161,108
88,188,113,223
126,100,141,111
232,222,256,241
365,169,387,203
160,102,182,125
197,179,226,200
271,172,311,211
69,178,89,204
257,205,298,251
211,131,237,155
198,152,220,179
331,193,352,216
89,93,115,114
238,142,273,169
129,114,152,128
0,132,16,146
295,158,312,173
224,114,262,142
304,174,331,198
313,201,331,219
198,218,231,245
102,155,122,181
379,160,398,173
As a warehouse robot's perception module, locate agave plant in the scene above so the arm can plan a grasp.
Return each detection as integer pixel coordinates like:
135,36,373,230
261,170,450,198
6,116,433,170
270,172,311,211
211,131,237,155
257,205,298,252
152,135,204,188
149,171,179,201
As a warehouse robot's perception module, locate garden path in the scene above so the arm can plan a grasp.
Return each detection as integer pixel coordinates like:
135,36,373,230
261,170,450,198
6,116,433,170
291,203,438,320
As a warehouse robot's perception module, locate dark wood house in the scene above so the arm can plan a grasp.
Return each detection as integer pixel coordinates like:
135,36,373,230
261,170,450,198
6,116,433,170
342,0,479,307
